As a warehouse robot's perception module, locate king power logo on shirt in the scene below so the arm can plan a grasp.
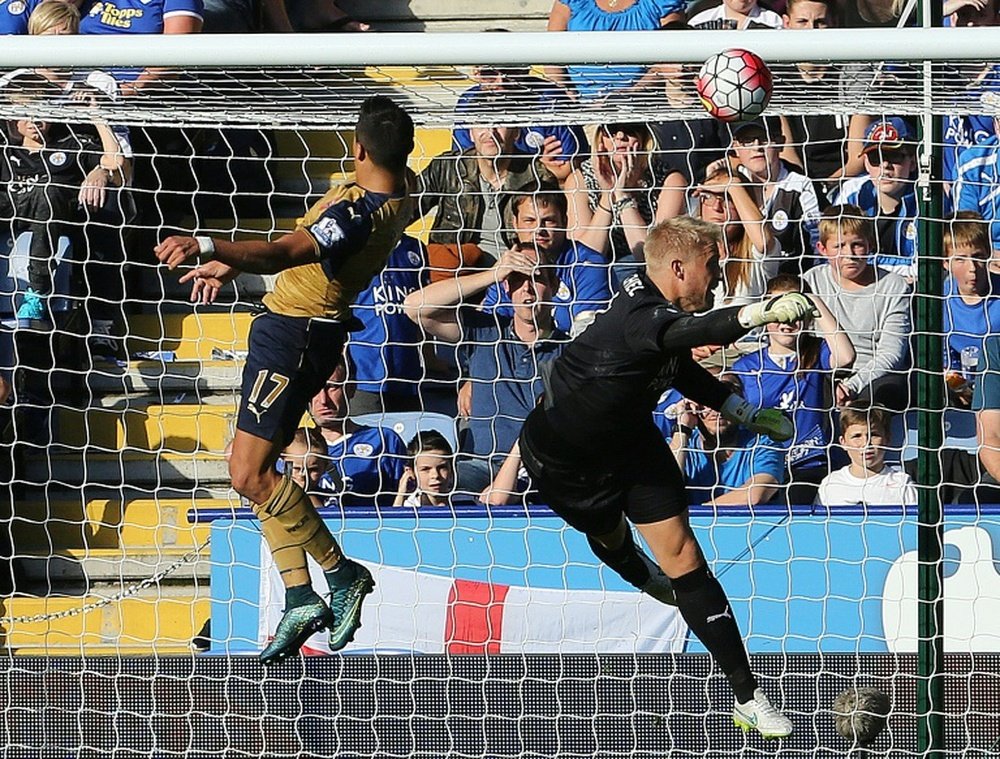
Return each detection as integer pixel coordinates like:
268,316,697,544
89,2,145,28
372,283,415,316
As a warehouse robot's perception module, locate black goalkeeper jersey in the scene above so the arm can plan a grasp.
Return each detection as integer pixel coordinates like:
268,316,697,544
544,271,747,452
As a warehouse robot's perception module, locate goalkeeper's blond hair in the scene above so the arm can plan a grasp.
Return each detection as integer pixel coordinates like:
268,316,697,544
645,216,722,272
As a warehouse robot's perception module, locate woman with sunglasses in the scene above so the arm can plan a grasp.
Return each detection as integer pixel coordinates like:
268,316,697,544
552,121,687,261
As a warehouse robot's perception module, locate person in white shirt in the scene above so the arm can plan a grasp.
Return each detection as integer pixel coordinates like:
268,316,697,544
689,0,783,29
816,405,917,506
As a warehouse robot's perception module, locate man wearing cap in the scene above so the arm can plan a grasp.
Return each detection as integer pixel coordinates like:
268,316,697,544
834,117,920,280
729,116,822,273
954,87,1000,259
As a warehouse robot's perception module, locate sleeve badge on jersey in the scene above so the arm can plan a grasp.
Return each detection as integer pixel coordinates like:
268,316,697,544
623,274,644,297
310,215,346,249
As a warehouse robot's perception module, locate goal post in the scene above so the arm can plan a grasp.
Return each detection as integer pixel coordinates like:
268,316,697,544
0,27,997,757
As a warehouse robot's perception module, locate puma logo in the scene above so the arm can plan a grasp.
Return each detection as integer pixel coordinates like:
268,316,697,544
247,402,265,424
706,606,732,624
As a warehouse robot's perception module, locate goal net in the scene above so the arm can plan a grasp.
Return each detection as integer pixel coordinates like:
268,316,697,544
0,28,997,757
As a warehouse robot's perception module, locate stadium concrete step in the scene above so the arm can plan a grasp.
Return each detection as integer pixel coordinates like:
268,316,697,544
18,546,211,585
13,497,224,552
24,450,229,488
338,0,550,31
88,359,245,395
126,312,252,361
0,590,210,654
55,396,239,453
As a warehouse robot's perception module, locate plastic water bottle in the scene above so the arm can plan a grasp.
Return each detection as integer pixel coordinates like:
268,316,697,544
961,346,980,386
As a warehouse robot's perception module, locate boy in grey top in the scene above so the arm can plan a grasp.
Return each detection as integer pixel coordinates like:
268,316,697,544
803,205,911,409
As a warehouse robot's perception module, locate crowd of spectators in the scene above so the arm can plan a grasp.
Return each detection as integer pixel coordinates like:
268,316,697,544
3,0,1000,509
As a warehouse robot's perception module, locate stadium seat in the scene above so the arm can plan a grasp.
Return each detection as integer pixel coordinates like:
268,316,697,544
900,408,979,460
351,410,458,451
0,232,76,316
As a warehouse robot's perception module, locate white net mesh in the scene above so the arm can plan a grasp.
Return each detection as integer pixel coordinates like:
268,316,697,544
0,29,996,757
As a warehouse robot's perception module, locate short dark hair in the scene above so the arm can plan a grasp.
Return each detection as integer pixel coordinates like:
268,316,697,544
510,183,568,223
355,95,414,174
839,403,892,438
406,430,453,458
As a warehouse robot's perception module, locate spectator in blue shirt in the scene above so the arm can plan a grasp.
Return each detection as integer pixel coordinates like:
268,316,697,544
452,57,586,163
732,273,855,501
669,374,787,506
481,185,612,337
0,0,43,34
834,117,919,280
309,363,407,507
346,234,431,415
942,211,1000,405
403,246,568,494
954,98,1000,256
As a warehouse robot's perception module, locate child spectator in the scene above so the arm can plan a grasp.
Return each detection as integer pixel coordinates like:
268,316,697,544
28,0,79,35
816,405,917,506
834,118,919,280
670,374,787,506
942,211,1000,408
393,431,456,508
729,117,822,273
309,363,407,507
689,0,783,29
733,274,855,499
279,427,330,506
803,205,911,409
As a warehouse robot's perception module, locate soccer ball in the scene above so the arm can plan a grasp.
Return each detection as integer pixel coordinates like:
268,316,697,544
696,49,773,123
832,687,890,746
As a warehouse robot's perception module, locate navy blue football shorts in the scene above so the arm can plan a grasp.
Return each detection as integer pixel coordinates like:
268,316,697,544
519,406,689,536
236,311,349,448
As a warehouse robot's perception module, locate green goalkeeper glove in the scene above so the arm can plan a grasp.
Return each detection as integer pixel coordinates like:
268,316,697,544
738,292,819,329
721,395,794,442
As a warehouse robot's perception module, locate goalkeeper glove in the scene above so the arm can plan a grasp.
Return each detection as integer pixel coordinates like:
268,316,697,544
720,395,794,442
738,292,819,329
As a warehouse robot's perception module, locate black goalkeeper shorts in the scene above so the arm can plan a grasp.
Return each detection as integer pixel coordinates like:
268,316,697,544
519,407,689,536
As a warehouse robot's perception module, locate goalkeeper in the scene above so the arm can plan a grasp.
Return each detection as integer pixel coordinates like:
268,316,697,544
518,216,813,739
154,96,414,665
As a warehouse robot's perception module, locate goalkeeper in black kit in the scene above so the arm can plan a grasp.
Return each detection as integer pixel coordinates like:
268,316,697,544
519,216,815,739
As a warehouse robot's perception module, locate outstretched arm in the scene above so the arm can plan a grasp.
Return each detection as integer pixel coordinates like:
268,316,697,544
155,229,319,275
402,249,536,343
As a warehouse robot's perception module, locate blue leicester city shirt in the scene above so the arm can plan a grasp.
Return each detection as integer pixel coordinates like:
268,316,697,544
838,179,919,271
319,426,407,507
458,310,567,464
942,275,1000,371
683,426,786,503
80,0,203,35
347,235,429,397
481,240,612,335
0,0,42,34
733,345,833,469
